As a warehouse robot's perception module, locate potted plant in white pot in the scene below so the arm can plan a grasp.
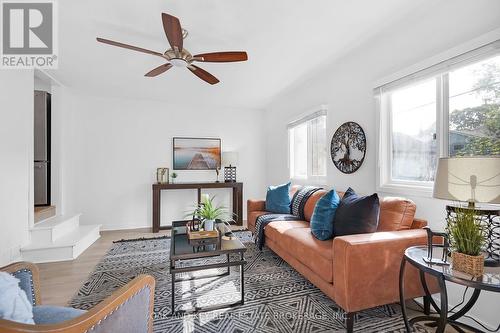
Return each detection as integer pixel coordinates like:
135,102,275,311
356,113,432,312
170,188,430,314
447,207,486,277
170,172,178,184
187,196,230,231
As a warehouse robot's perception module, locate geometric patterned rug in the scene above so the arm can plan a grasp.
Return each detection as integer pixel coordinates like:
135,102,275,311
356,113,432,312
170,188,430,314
69,231,429,333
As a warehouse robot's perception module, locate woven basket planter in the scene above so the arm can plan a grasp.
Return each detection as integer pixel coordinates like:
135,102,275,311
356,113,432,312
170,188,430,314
451,252,484,277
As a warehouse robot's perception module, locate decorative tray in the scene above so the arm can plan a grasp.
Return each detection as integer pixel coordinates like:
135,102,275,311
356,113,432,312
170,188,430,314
187,228,219,240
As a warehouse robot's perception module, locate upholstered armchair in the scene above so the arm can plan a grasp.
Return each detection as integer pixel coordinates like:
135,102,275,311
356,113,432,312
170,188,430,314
0,261,155,333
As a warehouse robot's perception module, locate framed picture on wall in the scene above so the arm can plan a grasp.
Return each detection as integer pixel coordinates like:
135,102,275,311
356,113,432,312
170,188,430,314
172,137,222,170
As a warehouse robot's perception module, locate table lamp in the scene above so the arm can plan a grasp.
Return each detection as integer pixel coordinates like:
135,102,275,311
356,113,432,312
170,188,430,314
433,157,500,266
223,151,239,182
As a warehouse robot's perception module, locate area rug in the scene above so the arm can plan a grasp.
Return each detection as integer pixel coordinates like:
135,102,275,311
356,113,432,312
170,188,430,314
69,231,428,333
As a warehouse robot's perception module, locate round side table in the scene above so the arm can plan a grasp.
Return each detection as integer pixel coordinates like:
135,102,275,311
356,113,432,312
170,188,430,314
399,246,500,333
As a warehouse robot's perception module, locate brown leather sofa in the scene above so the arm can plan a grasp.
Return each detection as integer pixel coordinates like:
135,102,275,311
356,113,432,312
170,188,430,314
247,187,436,332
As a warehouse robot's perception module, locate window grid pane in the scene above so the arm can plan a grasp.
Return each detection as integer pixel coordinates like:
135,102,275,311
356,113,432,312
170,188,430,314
288,113,327,180
390,78,438,182
290,123,308,178
310,115,327,177
448,55,500,157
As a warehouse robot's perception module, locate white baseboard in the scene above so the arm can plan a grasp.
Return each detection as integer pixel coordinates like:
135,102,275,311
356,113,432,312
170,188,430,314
99,224,151,231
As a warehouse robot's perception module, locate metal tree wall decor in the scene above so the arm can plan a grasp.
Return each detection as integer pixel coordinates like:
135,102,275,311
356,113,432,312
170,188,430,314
331,122,366,174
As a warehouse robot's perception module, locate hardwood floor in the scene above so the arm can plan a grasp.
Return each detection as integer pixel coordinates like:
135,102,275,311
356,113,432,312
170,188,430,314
38,228,170,305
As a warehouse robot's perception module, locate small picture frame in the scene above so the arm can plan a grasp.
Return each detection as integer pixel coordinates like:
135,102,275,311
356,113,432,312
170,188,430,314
156,168,169,184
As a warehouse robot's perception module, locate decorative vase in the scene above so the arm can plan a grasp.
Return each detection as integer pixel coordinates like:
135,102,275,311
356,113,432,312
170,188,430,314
451,252,484,277
203,219,214,231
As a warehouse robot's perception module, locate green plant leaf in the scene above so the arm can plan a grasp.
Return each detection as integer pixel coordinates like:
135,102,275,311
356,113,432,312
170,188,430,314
446,207,485,256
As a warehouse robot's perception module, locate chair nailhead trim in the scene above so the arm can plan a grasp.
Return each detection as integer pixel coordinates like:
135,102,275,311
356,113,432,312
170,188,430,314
15,268,36,306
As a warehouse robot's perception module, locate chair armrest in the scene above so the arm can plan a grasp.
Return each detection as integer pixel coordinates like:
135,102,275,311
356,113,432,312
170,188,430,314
333,229,435,312
247,199,266,213
1,261,41,306
0,274,156,333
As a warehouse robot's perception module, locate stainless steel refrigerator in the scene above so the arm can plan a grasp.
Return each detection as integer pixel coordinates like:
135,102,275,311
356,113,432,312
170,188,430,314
34,90,51,206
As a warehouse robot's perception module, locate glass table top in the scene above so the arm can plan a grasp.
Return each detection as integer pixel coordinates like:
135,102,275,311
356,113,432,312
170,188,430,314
405,246,500,292
170,221,247,260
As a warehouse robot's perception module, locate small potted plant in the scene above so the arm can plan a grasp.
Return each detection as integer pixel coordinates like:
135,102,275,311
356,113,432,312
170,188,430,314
446,207,485,277
187,196,230,231
170,172,178,184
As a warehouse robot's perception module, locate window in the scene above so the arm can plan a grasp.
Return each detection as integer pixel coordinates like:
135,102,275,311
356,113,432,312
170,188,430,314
377,44,500,195
288,108,327,182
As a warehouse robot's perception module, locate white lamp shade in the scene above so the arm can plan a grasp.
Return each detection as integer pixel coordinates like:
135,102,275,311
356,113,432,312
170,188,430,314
222,152,239,166
433,157,500,204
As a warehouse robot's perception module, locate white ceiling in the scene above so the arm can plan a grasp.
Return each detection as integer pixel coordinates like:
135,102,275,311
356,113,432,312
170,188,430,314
50,0,447,109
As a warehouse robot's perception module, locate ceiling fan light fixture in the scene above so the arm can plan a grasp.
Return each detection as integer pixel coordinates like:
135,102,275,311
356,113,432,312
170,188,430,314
96,12,248,84
170,58,188,67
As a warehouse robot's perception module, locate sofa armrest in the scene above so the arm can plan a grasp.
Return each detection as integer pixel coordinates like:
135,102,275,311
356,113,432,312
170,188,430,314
247,199,266,213
411,218,428,229
1,261,41,306
0,274,156,333
333,229,435,313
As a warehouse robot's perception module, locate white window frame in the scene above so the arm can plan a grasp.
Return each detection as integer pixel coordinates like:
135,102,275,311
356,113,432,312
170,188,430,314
288,105,328,185
375,36,500,197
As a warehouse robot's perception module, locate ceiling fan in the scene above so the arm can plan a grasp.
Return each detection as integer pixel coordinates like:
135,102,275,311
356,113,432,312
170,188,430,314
96,13,248,85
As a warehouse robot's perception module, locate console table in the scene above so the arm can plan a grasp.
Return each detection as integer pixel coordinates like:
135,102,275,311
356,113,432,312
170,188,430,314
152,182,243,232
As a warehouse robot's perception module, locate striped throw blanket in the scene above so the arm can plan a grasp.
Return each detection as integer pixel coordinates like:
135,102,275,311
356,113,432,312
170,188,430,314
254,186,322,250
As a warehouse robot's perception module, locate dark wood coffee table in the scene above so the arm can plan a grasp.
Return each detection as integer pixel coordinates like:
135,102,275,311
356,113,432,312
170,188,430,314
169,221,247,315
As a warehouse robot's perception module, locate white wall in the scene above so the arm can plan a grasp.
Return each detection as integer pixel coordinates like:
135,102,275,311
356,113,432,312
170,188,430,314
263,1,500,328
59,90,266,230
0,70,34,266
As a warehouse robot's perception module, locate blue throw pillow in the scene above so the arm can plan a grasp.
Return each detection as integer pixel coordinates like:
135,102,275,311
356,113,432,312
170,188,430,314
265,182,291,214
333,187,380,237
310,189,341,240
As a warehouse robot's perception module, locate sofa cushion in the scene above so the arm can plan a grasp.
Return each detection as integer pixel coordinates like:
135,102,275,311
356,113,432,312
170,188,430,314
377,197,416,231
265,221,334,283
264,220,310,238
33,305,86,324
310,189,341,240
265,182,291,214
333,188,380,237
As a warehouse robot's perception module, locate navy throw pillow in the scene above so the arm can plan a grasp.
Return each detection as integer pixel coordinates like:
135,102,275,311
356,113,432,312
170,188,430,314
265,182,291,214
333,188,380,237
310,189,341,240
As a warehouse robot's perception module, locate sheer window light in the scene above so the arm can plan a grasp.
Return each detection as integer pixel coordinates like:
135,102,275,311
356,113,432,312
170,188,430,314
288,107,327,183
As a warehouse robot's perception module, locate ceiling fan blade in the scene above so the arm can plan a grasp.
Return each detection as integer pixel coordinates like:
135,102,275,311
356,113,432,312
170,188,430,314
96,37,163,57
145,63,173,77
161,13,183,52
193,51,248,62
188,65,219,85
